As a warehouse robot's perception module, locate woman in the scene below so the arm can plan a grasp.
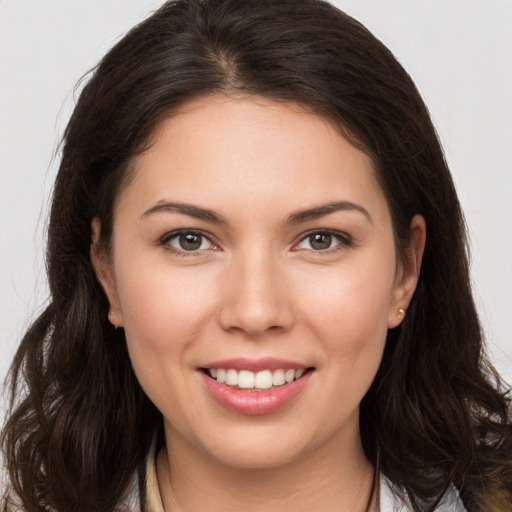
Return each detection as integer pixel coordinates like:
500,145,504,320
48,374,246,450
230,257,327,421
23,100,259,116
2,0,511,510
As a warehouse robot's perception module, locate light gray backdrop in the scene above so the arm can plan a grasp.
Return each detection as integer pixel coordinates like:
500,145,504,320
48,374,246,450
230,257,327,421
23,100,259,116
1,1,511,415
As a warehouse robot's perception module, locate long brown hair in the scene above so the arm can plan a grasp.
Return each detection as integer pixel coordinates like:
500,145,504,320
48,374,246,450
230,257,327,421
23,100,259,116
2,1,511,510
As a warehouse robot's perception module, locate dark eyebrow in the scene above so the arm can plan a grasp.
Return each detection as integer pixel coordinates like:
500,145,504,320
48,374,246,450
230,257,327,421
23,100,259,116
287,201,373,225
141,201,227,225
142,200,371,226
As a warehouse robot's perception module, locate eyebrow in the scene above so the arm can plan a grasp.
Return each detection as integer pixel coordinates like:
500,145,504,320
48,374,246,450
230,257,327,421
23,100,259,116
141,200,372,226
142,201,227,225
287,201,373,225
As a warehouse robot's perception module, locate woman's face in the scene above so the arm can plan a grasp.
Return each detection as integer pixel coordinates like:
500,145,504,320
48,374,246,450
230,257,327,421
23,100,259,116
93,95,423,470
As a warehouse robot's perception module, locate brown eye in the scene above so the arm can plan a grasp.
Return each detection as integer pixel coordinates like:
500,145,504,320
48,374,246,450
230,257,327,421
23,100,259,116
295,231,351,253
164,231,214,252
309,233,332,250
179,233,203,250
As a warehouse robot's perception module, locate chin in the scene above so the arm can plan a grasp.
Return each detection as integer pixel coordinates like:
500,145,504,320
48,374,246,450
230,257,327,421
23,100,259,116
196,424,323,471
211,444,305,470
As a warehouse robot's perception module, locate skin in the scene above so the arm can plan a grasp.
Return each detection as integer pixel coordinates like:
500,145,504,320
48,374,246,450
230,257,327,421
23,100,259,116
92,95,425,511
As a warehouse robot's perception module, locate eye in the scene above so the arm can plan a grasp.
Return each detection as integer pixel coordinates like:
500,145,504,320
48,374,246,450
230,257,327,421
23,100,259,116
162,230,215,252
295,231,350,252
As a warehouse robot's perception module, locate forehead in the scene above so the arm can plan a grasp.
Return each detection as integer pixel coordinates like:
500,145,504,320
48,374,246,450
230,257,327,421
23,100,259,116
117,94,388,225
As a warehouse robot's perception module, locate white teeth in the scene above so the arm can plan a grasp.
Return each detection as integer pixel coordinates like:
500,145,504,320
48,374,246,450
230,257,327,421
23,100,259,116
272,369,285,386
226,369,238,386
255,370,273,389
295,368,305,379
207,367,308,389
238,370,255,389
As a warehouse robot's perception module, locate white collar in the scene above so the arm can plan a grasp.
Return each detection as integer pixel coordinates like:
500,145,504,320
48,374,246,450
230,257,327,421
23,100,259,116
379,475,467,512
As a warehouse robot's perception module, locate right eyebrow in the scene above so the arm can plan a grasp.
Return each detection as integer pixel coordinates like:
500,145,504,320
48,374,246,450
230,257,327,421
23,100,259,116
141,201,228,225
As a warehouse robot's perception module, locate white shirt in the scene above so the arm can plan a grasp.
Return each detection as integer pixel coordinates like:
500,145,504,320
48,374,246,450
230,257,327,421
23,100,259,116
379,475,467,512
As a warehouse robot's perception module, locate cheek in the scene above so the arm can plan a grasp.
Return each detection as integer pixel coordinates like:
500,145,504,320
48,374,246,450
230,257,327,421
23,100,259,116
113,262,215,423
297,259,395,338
298,267,392,421
113,260,218,374
294,258,394,388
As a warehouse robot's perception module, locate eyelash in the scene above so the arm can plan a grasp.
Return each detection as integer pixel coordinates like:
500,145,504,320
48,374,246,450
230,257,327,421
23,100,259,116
159,229,352,256
159,229,218,257
294,229,353,254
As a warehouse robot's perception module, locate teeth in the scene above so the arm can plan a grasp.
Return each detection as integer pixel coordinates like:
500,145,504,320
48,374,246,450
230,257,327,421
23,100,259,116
285,369,295,383
226,369,238,386
207,368,308,390
254,370,273,389
272,369,285,386
238,370,255,389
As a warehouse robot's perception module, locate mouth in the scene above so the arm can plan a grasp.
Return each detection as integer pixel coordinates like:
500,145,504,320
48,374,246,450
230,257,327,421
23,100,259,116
199,357,315,414
201,367,314,391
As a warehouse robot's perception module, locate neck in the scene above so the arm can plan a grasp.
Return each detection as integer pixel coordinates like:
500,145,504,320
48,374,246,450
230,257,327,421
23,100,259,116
157,423,375,512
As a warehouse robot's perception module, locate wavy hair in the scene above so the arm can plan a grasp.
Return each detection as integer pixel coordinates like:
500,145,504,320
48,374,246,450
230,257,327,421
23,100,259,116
2,1,511,510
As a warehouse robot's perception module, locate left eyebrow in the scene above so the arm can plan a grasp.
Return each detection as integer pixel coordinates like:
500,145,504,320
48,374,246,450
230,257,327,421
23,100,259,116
286,201,373,225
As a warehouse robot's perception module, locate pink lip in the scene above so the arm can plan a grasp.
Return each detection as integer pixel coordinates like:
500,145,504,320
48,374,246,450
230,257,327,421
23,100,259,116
200,369,312,416
202,357,308,372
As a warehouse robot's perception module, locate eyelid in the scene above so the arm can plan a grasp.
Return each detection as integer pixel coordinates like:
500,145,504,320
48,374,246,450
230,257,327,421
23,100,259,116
293,229,353,252
159,229,219,255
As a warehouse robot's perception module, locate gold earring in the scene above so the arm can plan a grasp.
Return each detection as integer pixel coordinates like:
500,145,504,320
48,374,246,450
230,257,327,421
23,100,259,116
398,308,405,318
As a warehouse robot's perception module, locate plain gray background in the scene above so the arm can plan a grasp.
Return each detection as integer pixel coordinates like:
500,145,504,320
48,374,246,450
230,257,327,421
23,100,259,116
1,1,511,414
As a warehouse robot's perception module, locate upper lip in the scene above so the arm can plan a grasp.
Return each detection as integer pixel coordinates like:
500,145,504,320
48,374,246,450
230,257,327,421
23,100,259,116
201,357,310,373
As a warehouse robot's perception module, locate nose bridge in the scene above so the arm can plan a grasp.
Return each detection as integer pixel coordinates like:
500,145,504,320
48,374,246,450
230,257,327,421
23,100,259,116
218,244,293,336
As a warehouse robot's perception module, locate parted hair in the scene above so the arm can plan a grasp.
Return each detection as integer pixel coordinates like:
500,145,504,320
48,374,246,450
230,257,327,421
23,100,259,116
2,1,511,511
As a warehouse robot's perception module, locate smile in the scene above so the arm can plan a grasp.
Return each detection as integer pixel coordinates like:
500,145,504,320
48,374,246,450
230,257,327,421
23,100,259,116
200,359,314,415
205,368,307,390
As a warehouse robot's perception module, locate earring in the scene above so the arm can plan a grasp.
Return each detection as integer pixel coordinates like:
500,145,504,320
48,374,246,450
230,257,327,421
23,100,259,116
398,308,405,318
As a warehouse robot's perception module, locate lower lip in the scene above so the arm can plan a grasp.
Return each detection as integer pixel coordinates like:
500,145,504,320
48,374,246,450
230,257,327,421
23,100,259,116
200,371,312,415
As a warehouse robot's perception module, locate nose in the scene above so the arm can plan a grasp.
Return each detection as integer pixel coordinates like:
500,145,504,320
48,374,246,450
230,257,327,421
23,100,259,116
218,249,295,338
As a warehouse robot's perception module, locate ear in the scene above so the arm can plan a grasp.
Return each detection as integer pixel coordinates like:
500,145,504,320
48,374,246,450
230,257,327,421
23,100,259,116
90,217,124,328
388,214,426,328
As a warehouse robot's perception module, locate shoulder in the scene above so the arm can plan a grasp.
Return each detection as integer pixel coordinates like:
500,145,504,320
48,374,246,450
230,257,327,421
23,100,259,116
379,475,467,512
